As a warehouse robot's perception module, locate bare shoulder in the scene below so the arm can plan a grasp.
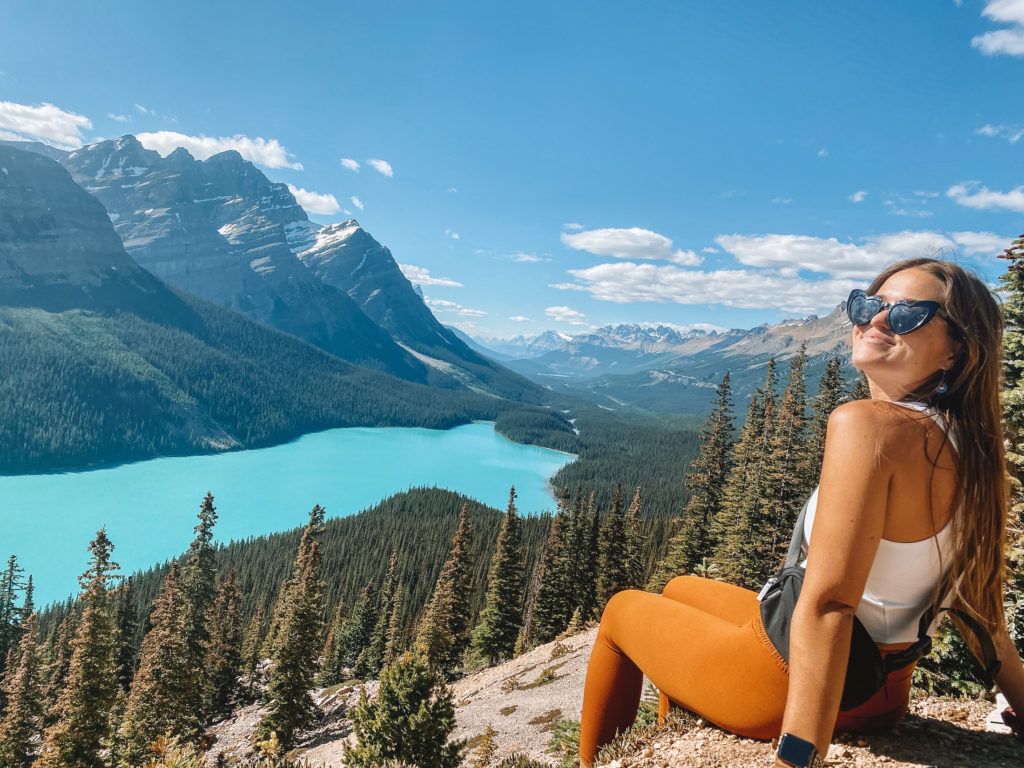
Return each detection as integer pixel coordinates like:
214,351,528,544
826,400,924,461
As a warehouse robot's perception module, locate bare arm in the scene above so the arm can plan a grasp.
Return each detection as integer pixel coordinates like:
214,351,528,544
775,402,894,763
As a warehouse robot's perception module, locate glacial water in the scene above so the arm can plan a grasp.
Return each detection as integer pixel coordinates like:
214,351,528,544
0,422,574,607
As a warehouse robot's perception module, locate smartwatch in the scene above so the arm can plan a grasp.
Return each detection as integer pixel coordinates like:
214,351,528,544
776,733,822,768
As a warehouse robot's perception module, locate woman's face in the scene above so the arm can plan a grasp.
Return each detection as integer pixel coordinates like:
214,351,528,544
851,267,961,400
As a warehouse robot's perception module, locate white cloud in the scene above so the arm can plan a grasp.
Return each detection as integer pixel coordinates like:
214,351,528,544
701,246,719,254
350,196,364,210
546,306,588,326
510,315,533,323
975,123,1024,143
447,187,458,193
134,103,151,115
398,264,464,287
817,148,829,158
340,158,360,172
950,230,1012,255
715,231,962,279
554,263,860,314
772,197,793,204
136,131,303,169
892,208,934,218
849,190,868,203
508,252,542,262
563,222,584,231
445,229,460,240
973,1,1024,56
0,101,92,149
108,113,129,124
287,184,341,215
367,158,393,177
424,297,485,317
947,181,1024,212
561,227,703,266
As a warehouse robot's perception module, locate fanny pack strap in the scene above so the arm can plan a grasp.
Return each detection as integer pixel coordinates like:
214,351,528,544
784,497,1001,684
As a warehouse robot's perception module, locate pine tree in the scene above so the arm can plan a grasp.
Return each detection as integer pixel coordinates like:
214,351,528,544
649,373,735,590
0,555,26,681
384,585,406,667
36,528,120,768
259,505,326,748
240,605,265,701
111,578,138,693
576,494,601,620
624,486,645,589
416,504,474,673
596,485,629,607
530,490,574,643
356,552,399,678
335,580,379,672
317,602,345,686
118,562,196,767
748,345,811,586
999,234,1024,651
178,492,219,726
205,569,244,721
0,614,43,768
41,615,73,728
714,358,777,585
471,487,525,665
344,652,464,768
806,356,848,485
851,373,871,400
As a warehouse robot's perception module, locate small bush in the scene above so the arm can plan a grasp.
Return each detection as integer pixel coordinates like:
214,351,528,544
546,720,580,768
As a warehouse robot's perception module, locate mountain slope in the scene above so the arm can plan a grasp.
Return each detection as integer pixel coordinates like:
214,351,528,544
51,136,430,382
0,145,503,473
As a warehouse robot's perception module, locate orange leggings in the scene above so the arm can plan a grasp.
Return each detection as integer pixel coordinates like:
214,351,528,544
579,576,917,767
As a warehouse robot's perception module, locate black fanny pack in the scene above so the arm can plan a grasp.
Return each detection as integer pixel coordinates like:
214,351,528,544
757,498,1001,711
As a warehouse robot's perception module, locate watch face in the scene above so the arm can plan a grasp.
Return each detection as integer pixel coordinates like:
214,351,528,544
777,733,818,768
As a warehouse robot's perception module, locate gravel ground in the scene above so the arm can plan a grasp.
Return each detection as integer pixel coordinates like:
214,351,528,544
205,627,1024,767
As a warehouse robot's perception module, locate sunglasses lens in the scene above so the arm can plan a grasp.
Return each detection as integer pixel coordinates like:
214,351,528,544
848,293,880,326
888,304,934,335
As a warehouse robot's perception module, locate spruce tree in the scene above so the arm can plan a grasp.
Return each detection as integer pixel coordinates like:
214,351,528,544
576,494,601,620
41,615,73,728
240,605,265,701
0,555,26,680
344,652,464,768
1000,234,1024,651
205,569,244,721
259,505,326,748
714,358,777,585
649,373,736,590
36,529,120,768
110,578,138,693
335,580,379,672
596,485,629,607
471,487,525,665
178,492,219,726
0,614,43,768
748,345,811,586
806,355,848,485
416,504,474,674
356,552,399,678
530,491,574,643
317,602,346,686
624,486,645,588
384,585,406,668
118,562,196,767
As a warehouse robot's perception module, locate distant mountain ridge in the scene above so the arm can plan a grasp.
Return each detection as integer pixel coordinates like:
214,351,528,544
472,313,854,413
3,136,548,402
0,145,511,473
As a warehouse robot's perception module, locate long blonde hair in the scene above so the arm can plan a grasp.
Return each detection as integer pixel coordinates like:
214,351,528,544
867,258,1007,631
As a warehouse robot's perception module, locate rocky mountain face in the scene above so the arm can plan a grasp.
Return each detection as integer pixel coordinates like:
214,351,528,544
478,313,854,414
0,145,178,317
54,136,429,382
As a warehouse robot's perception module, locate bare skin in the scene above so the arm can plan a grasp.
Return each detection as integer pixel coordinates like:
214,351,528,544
775,268,1024,764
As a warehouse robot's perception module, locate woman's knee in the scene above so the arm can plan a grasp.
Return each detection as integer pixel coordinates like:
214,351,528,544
662,574,701,600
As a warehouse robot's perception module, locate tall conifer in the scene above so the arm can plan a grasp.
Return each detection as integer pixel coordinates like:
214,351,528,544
471,487,525,664
118,562,196,767
110,578,138,693
597,485,629,607
335,580,378,672
416,504,475,673
205,569,244,721
356,552,399,678
649,373,735,590
240,605,265,701
0,614,43,768
259,505,326,747
36,529,120,768
530,491,574,643
178,492,219,725
624,486,644,588
0,555,25,680
41,616,73,728
806,355,848,485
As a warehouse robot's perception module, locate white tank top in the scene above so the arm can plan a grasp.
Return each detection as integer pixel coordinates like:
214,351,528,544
800,401,955,644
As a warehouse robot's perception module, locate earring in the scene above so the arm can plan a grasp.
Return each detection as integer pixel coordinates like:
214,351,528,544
935,373,949,395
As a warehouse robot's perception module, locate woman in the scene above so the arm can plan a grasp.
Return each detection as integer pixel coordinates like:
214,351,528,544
579,259,1024,768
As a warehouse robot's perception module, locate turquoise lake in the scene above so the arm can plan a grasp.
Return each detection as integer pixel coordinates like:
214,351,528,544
0,422,574,607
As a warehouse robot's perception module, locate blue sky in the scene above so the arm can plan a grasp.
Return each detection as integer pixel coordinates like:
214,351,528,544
1,0,1022,338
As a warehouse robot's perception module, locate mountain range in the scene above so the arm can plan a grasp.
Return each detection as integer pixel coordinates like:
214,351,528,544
469,314,855,413
0,144,528,473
